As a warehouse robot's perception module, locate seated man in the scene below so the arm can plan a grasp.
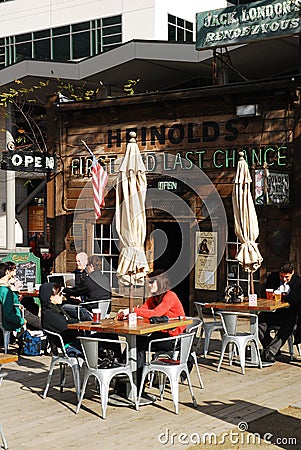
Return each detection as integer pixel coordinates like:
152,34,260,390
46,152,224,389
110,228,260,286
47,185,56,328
259,262,301,363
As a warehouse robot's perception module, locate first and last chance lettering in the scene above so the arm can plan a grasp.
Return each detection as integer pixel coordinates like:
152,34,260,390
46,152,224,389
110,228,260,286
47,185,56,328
6,121,290,174
70,120,289,176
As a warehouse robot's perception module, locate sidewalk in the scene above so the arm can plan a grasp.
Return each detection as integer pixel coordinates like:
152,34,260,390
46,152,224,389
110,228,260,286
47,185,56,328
0,339,300,450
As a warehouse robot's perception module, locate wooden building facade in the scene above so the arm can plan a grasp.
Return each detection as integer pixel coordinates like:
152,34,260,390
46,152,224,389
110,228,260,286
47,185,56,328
47,75,301,314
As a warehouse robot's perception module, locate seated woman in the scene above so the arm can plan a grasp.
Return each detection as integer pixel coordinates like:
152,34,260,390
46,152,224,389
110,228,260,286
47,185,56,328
0,261,25,332
117,269,186,393
7,265,41,331
41,283,120,361
41,283,82,354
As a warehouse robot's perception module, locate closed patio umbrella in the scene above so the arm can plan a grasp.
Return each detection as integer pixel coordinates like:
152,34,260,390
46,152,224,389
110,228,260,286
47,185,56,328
232,152,263,294
116,131,149,311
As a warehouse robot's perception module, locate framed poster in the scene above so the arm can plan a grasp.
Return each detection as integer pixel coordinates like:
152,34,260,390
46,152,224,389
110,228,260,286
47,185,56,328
195,231,217,290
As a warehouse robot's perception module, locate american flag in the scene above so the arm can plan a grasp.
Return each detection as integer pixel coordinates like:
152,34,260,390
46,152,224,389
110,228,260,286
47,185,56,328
81,141,108,219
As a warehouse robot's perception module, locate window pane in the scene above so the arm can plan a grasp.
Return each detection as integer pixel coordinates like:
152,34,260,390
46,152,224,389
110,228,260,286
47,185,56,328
102,43,120,52
102,25,121,36
102,34,121,45
72,21,90,32
186,31,193,42
0,38,4,46
53,25,70,36
34,39,50,60
102,225,110,238
34,30,50,39
72,31,90,59
15,33,31,43
168,14,176,24
16,42,32,61
53,35,70,60
177,28,184,42
177,18,184,28
102,15,121,26
185,21,193,31
168,25,176,41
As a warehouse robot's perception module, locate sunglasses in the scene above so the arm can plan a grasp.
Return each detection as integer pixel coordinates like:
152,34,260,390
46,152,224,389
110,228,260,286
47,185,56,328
148,280,156,285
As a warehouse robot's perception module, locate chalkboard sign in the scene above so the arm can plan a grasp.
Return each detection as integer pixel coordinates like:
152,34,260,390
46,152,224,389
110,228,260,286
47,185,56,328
1,252,41,288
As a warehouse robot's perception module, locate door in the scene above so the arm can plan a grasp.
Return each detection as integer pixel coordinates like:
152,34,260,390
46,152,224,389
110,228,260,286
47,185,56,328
153,222,190,314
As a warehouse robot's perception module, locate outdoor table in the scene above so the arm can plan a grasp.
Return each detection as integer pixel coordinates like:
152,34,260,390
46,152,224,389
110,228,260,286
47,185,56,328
18,290,39,297
204,298,290,367
204,298,290,312
0,354,18,369
68,316,192,402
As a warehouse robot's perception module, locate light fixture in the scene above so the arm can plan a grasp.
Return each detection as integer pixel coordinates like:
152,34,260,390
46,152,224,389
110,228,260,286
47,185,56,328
236,104,259,117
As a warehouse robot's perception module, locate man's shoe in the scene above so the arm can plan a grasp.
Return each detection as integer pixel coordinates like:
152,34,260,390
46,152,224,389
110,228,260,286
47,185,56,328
262,349,275,363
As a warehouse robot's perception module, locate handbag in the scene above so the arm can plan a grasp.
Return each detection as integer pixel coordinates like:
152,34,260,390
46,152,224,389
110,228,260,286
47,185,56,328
223,284,244,304
149,316,169,324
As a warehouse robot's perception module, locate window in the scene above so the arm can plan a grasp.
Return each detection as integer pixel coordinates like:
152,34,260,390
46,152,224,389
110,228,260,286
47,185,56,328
0,15,122,68
93,224,119,289
226,228,260,295
168,14,193,43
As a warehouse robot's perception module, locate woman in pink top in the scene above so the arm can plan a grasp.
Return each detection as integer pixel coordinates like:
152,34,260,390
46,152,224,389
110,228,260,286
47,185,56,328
134,271,186,336
117,269,186,395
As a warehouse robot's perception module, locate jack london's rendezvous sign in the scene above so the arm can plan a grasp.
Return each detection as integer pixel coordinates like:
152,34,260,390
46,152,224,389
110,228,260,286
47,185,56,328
196,0,301,50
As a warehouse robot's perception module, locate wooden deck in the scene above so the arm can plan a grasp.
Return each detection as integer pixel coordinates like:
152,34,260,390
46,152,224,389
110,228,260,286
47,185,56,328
0,336,300,450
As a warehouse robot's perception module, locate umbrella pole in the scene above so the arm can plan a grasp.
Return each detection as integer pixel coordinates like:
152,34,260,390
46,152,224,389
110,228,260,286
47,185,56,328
250,272,254,295
129,274,134,313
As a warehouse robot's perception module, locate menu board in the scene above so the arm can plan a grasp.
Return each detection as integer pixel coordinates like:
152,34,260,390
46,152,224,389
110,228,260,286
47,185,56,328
1,252,41,287
195,231,218,290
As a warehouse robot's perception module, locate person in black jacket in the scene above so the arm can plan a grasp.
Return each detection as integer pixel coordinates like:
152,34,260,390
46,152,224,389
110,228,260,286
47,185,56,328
259,262,301,362
41,283,81,347
62,255,111,312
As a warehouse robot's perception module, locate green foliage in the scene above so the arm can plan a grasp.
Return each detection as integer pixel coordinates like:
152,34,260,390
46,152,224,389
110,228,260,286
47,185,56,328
123,79,140,95
56,80,102,101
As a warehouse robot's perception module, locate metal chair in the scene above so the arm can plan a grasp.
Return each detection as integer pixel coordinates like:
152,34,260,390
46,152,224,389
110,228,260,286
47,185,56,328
0,304,10,354
42,329,82,401
149,317,204,390
138,333,197,414
76,336,138,419
0,372,8,449
217,311,262,374
185,317,204,389
268,324,301,361
194,302,224,357
76,299,111,320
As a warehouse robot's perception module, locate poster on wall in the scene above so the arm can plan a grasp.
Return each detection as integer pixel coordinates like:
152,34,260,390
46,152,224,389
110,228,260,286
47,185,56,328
195,231,217,290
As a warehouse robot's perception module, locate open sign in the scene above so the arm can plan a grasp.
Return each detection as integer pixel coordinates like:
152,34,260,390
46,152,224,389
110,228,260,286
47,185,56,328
2,151,56,173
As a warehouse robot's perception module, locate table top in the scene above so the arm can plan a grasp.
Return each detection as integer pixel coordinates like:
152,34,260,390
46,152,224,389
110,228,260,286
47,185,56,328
0,354,18,364
68,317,192,335
19,290,39,297
204,298,290,312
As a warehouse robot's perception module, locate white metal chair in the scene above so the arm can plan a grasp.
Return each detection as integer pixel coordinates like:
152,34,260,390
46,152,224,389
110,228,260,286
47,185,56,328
138,333,197,414
76,336,138,419
0,372,8,449
185,317,204,389
42,329,82,401
0,304,10,354
194,302,224,357
149,317,204,390
217,311,262,374
77,299,111,320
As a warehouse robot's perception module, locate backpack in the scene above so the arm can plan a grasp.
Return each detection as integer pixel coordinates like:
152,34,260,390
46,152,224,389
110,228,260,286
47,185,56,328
18,330,42,356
